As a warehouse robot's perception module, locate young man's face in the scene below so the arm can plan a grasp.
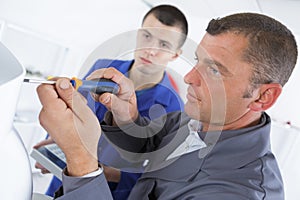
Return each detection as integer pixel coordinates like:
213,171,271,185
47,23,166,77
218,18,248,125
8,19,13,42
184,32,261,131
133,14,183,75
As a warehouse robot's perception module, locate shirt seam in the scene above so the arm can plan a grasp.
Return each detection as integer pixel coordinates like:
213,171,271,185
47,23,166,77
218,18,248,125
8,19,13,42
259,157,267,200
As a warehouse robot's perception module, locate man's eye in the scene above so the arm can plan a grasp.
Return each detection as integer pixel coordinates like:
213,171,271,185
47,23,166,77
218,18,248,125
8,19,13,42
160,42,170,49
142,33,150,39
207,66,221,77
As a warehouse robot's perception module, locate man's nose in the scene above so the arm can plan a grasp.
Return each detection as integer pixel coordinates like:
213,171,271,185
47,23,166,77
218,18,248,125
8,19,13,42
144,41,160,56
184,67,202,86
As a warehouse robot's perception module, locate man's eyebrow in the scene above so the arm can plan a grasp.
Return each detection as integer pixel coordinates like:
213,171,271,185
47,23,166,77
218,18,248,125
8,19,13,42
203,58,233,76
140,29,152,36
141,28,174,49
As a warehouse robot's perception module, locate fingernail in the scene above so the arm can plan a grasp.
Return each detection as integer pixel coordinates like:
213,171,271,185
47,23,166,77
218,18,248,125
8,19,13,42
60,79,70,89
102,96,110,104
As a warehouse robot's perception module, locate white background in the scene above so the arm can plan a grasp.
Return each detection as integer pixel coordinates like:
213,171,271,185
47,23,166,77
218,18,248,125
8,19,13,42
0,0,299,128
0,0,299,198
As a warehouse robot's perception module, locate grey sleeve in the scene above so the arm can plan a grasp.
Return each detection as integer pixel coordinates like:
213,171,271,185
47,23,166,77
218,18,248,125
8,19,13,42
101,112,184,153
55,173,113,200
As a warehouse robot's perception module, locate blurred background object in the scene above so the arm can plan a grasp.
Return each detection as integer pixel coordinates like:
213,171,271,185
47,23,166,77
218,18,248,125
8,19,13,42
0,41,32,199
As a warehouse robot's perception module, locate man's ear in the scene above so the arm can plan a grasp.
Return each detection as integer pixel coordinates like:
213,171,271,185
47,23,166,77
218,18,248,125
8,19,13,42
249,83,282,112
170,48,182,61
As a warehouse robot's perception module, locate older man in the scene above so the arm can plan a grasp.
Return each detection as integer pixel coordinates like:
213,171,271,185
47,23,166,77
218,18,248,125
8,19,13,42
37,12,297,199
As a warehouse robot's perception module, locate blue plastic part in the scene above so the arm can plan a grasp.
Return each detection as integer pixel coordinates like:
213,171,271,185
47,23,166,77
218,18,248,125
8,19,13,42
70,79,76,87
75,78,119,95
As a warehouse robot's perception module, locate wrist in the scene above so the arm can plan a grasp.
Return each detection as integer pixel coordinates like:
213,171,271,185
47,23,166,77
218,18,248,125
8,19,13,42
65,149,98,177
66,159,98,177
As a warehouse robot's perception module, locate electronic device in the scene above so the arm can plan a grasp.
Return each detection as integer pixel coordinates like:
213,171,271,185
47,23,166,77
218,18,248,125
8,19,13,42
30,143,66,180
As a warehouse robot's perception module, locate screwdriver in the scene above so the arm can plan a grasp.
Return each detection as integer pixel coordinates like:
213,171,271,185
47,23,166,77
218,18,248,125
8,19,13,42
23,77,119,95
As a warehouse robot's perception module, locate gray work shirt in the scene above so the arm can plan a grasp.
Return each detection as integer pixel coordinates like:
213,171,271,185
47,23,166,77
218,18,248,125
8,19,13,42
58,112,284,200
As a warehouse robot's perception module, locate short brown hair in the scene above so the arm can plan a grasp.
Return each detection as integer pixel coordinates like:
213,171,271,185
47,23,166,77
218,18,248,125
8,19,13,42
206,13,297,89
142,4,188,48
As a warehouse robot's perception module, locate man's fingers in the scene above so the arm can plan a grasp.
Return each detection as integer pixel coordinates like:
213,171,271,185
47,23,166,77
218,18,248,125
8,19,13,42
55,78,101,159
54,79,91,121
37,82,60,109
99,93,112,110
33,138,54,149
35,162,50,174
54,78,74,108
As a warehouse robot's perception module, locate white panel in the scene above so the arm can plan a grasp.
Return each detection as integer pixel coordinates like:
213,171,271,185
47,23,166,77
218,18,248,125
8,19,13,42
0,0,149,48
1,24,68,77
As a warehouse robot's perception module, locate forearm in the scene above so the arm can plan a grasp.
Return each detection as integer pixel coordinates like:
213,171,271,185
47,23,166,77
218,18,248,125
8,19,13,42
101,111,184,153
101,113,155,152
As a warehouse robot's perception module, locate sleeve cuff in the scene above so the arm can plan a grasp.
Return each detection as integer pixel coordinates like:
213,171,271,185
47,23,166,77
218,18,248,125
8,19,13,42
82,167,103,178
62,166,103,194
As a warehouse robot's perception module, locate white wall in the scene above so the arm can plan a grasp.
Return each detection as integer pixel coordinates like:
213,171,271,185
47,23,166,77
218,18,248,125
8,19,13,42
0,0,300,127
0,0,149,76
0,0,299,126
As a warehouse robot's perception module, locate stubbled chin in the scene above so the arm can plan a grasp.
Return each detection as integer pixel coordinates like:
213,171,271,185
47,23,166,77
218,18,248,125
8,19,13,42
184,102,201,120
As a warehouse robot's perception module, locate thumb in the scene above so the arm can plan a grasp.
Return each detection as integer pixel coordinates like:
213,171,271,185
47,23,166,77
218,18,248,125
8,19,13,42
55,78,74,107
99,93,113,110
55,78,90,119
55,78,101,159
